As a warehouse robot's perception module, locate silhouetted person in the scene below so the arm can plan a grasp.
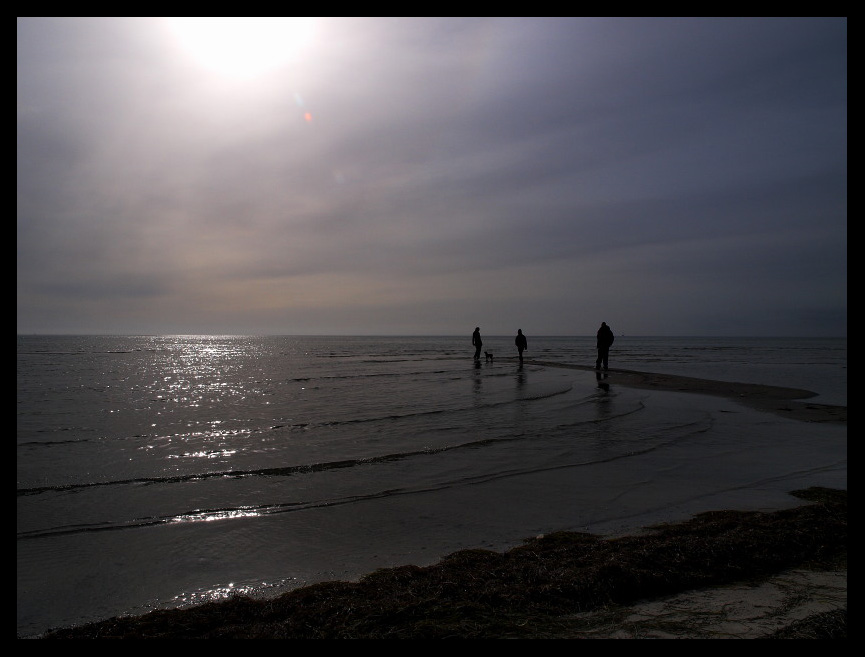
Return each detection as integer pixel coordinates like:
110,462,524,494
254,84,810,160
472,326,483,361
515,329,527,362
595,322,614,371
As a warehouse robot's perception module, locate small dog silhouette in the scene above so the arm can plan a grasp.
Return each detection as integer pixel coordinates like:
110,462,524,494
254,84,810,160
484,351,494,362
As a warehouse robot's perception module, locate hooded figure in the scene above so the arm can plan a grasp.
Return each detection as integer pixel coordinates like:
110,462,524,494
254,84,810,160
595,322,614,371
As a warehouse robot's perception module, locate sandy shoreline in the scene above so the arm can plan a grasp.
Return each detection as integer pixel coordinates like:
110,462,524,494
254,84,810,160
40,487,846,639
524,359,847,424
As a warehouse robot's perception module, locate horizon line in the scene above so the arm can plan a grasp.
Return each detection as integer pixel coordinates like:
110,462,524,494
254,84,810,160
16,333,848,339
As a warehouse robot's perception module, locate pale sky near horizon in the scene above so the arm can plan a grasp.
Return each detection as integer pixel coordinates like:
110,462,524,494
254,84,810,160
17,17,847,337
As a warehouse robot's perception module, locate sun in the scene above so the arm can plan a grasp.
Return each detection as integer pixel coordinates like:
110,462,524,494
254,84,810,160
167,17,317,79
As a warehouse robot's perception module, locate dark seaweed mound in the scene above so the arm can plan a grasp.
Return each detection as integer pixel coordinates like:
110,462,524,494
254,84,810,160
40,487,846,639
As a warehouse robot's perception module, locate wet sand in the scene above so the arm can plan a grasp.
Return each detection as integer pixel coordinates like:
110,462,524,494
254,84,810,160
526,360,847,424
41,487,847,639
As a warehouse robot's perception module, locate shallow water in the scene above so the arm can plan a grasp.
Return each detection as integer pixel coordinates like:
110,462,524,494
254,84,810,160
16,335,846,636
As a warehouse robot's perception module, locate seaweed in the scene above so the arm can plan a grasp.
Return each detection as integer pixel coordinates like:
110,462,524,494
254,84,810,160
40,487,846,639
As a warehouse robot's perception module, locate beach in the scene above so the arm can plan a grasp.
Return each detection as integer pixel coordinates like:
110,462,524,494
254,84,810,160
29,356,846,639
532,360,847,425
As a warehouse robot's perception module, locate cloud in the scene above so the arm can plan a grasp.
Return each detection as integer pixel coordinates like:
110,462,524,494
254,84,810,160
17,17,846,336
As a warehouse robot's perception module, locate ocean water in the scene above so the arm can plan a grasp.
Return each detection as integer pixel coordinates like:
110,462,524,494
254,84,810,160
17,335,846,637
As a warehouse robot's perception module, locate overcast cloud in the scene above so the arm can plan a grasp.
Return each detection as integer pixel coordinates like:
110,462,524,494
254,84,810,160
17,17,846,336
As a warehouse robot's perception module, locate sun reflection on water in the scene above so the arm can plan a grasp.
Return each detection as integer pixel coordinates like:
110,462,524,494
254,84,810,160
170,508,260,524
167,449,238,460
171,581,262,608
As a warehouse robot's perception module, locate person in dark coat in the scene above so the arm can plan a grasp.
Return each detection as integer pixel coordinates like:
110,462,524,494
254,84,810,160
595,322,615,371
515,329,528,363
472,327,483,361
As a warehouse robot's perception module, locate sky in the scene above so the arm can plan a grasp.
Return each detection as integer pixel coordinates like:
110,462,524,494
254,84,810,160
17,17,847,337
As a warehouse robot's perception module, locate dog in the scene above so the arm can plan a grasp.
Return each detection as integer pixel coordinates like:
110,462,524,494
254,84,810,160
484,351,494,362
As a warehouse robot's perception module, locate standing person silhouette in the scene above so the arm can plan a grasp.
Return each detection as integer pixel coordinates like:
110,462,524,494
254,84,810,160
515,329,527,363
595,322,615,371
472,326,483,361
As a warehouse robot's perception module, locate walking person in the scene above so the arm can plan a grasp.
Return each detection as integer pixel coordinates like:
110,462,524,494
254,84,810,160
515,329,527,363
472,326,483,361
595,322,615,371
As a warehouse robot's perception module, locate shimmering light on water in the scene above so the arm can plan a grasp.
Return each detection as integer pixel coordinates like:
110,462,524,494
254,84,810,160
171,509,261,524
172,581,275,608
17,335,846,637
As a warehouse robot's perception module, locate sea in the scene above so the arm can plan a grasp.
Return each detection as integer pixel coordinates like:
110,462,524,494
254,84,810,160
17,335,847,637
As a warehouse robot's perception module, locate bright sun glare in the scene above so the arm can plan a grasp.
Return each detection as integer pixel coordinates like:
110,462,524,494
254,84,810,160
167,17,316,78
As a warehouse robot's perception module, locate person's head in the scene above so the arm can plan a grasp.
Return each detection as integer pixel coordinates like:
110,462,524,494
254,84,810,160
517,329,522,334
601,322,607,327
475,327,479,331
